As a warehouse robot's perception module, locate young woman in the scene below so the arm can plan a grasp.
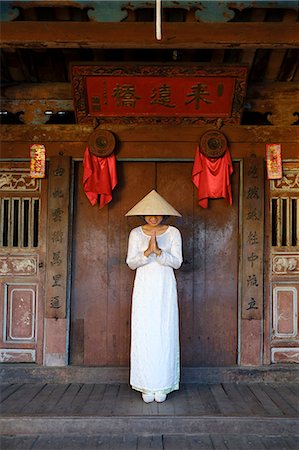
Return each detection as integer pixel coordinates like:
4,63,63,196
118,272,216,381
125,190,183,403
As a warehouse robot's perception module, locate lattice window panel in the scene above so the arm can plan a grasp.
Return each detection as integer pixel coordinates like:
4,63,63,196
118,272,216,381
0,197,40,248
271,162,299,248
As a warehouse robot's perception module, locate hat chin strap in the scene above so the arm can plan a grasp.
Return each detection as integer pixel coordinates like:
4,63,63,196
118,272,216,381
156,0,162,40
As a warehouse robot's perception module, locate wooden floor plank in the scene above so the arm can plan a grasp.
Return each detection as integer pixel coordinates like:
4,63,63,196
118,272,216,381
210,384,237,415
288,384,299,397
2,434,299,450
38,384,73,414
69,383,95,413
222,383,253,415
0,435,38,450
225,434,266,450
1,384,45,413
270,385,299,413
0,384,15,394
244,434,268,450
197,384,221,415
261,384,298,416
1,381,298,420
32,434,138,449
174,384,206,415
211,433,269,450
210,434,230,449
54,384,84,414
0,384,23,402
116,384,144,415
21,384,58,414
156,390,177,416
261,435,294,450
100,384,121,415
283,435,299,449
137,435,163,449
141,396,159,416
80,384,107,414
234,384,269,416
164,434,214,449
247,384,284,416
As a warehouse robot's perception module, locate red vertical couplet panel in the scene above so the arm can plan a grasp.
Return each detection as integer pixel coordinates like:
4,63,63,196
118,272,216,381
242,156,264,320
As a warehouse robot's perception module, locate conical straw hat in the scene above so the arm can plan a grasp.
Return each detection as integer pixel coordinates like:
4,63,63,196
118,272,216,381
125,190,182,217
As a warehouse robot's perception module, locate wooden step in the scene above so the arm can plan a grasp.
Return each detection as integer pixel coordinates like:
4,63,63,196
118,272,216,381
1,414,299,437
2,432,299,450
1,364,299,384
1,382,298,437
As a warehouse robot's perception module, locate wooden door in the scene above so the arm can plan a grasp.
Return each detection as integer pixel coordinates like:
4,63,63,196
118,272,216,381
71,160,239,366
0,162,47,363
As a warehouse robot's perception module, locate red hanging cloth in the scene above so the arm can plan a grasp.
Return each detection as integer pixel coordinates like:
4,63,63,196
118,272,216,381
192,146,233,208
83,148,118,208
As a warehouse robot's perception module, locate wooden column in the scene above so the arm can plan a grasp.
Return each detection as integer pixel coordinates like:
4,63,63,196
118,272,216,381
44,155,70,366
240,155,264,365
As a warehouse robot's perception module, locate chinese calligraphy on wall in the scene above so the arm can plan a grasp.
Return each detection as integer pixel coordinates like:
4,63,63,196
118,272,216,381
242,156,264,320
45,156,70,319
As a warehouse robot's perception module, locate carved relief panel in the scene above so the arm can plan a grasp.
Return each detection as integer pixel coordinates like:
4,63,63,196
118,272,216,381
0,162,47,363
270,162,299,363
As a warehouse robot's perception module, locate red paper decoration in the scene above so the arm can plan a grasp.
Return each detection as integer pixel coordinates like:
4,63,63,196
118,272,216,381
266,144,282,180
30,144,46,178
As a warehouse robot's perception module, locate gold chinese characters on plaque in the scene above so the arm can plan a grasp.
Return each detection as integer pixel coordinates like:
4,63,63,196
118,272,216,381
30,144,46,178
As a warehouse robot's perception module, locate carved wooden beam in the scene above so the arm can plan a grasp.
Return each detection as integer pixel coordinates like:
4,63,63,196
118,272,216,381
1,124,298,148
1,22,299,49
245,82,299,126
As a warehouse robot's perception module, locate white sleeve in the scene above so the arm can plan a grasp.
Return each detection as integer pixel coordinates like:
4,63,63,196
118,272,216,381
126,229,150,270
157,228,183,269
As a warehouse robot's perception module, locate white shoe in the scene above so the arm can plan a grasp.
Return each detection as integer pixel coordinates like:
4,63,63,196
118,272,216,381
155,392,167,402
142,393,155,403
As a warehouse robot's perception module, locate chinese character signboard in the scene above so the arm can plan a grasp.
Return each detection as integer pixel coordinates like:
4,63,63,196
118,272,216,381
71,64,247,125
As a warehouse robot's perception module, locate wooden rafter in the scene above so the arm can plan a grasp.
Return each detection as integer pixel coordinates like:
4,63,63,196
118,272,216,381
1,22,299,49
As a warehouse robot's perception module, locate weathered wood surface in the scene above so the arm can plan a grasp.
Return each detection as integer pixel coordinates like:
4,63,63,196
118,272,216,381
1,141,298,160
1,125,298,159
1,382,298,417
1,365,298,384
1,22,299,49
2,433,299,450
2,432,298,450
1,382,298,447
2,125,298,143
71,161,239,367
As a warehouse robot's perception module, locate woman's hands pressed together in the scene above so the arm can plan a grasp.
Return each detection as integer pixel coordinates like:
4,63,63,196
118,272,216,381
144,231,162,257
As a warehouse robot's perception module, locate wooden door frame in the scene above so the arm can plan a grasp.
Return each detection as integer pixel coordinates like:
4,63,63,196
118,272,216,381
68,157,254,366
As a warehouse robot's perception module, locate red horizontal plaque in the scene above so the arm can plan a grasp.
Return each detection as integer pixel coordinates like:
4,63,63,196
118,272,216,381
71,64,248,125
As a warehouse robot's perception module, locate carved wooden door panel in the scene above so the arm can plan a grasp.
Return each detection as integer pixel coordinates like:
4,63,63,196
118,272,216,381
71,161,239,366
270,161,299,363
0,162,47,363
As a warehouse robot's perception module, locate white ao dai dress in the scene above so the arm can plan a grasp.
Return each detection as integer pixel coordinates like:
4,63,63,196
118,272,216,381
126,225,183,395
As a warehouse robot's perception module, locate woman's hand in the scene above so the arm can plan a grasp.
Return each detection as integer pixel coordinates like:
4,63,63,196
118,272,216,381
144,231,162,257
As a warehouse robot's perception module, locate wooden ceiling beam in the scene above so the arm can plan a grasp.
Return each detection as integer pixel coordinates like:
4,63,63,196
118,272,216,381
1,22,299,49
1,124,298,144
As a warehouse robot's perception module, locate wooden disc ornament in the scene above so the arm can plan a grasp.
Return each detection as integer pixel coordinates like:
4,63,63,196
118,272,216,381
88,129,116,157
200,130,227,158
